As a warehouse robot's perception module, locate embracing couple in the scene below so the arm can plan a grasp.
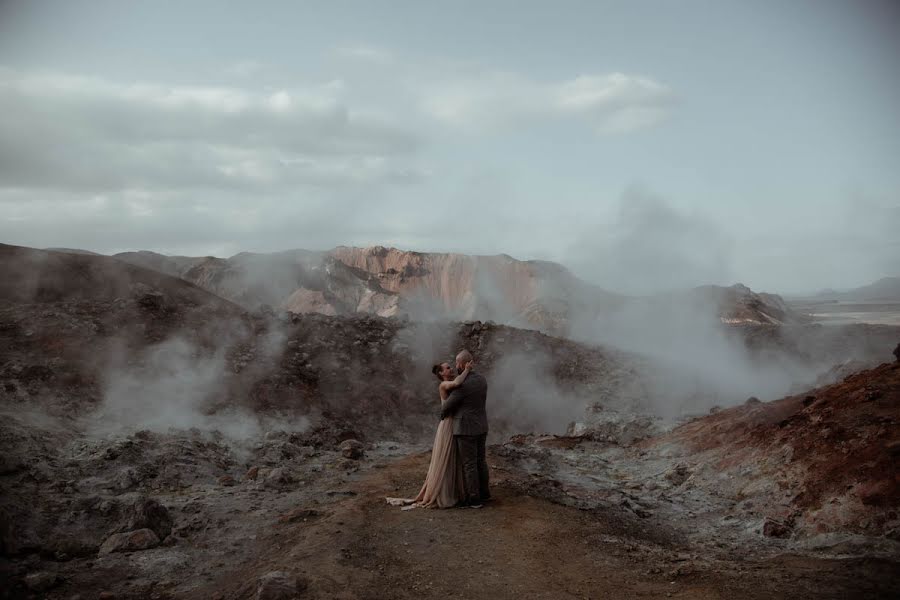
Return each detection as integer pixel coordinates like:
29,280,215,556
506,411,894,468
408,349,490,509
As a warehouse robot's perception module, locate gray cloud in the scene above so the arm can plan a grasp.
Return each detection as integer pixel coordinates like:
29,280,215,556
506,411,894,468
419,71,674,133
0,67,424,192
333,44,396,65
332,44,675,134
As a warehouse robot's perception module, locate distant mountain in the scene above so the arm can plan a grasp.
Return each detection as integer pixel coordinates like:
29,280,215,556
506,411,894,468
115,248,403,319
43,247,102,256
1,244,239,312
806,277,900,302
112,250,204,278
113,245,802,334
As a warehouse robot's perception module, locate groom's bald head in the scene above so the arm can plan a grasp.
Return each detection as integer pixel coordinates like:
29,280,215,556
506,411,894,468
456,349,473,371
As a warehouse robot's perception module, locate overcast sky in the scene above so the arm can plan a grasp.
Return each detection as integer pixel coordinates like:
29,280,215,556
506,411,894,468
1,0,898,294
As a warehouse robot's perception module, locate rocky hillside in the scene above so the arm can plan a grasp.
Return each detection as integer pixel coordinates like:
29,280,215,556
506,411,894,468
115,246,802,335
661,360,900,539
497,358,900,568
0,244,658,440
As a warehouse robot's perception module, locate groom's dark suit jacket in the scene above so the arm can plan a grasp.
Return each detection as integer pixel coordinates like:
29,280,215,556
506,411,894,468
440,370,488,436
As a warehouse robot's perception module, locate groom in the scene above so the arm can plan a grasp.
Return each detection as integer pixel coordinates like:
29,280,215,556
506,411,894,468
440,349,490,508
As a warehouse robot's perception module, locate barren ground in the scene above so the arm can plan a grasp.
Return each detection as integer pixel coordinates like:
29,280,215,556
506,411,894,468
184,450,898,600
3,245,899,599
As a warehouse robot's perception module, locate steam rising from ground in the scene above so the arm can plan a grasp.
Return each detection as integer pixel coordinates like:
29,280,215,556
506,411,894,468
87,335,307,441
570,295,816,418
489,351,586,435
566,188,734,296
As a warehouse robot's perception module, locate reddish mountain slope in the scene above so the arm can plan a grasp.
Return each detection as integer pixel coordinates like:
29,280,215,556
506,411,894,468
658,360,900,537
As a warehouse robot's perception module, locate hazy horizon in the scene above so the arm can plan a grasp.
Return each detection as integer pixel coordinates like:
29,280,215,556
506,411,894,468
1,0,898,295
27,239,893,299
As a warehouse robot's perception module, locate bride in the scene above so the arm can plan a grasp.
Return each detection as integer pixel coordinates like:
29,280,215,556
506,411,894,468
411,359,473,508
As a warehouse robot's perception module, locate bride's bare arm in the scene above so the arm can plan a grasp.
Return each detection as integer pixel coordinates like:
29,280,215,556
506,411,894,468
439,364,472,393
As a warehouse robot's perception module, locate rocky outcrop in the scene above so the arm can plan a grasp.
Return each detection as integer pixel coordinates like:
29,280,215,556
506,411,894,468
98,528,160,555
256,571,307,600
687,284,802,325
329,246,621,335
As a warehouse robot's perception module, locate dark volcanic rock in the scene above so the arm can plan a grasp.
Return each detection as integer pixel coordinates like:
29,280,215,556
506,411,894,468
762,518,793,538
118,497,173,540
264,468,293,489
256,570,306,600
24,570,60,592
339,439,365,460
99,528,160,555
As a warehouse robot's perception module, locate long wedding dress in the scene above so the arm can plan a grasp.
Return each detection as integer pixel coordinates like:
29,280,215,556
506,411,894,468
411,412,465,508
386,373,467,509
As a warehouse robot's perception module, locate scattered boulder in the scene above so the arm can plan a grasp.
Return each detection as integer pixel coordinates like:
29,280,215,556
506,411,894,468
118,497,173,540
263,441,308,464
99,528,160,555
264,468,293,489
218,474,237,486
245,466,260,481
762,518,792,538
893,342,900,363
256,571,306,600
113,467,140,491
24,571,60,592
664,464,691,487
339,439,365,460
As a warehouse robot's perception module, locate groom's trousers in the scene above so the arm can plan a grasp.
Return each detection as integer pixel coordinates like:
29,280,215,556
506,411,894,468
455,433,490,503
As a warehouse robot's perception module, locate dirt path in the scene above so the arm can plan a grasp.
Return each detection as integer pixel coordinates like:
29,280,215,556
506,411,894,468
196,451,900,600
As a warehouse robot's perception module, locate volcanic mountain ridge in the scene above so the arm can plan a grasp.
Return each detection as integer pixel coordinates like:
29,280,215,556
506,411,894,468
113,245,801,336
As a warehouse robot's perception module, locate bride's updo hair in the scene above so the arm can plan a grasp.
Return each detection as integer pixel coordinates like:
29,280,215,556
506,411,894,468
431,363,444,381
